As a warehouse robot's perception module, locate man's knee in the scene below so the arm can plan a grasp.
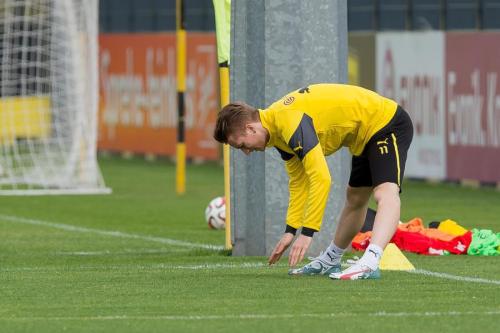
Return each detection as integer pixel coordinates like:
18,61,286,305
345,186,371,209
373,182,400,206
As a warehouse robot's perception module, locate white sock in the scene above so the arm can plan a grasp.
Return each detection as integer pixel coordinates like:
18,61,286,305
319,242,345,264
359,244,383,270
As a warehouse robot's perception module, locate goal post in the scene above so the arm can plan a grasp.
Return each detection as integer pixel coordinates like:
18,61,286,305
0,0,110,195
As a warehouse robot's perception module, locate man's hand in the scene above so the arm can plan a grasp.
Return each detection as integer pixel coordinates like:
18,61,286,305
268,233,294,265
288,234,312,267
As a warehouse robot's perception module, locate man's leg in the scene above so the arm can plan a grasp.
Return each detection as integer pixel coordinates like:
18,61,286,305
331,107,413,280
333,186,373,249
341,182,400,274
370,182,400,248
288,186,372,276
330,142,405,280
329,182,400,280
334,182,400,265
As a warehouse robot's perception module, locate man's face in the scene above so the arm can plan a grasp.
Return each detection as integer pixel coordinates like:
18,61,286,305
227,125,267,155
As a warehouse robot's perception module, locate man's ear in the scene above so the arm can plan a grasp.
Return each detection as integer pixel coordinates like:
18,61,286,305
245,123,257,134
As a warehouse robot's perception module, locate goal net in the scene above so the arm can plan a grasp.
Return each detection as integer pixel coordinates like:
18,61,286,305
0,0,110,195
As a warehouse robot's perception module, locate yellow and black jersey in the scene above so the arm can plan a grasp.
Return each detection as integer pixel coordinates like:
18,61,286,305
259,83,398,233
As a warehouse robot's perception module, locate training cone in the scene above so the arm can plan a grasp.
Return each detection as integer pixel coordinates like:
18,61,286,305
379,243,415,271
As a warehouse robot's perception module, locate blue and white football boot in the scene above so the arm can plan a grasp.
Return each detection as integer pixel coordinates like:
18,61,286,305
288,255,341,276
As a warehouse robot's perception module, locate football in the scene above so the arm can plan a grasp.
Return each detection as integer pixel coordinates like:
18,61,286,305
205,196,226,229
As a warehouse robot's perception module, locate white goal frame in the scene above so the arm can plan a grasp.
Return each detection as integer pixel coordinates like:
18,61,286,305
0,0,110,195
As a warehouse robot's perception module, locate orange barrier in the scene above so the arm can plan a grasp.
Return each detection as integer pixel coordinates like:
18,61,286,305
98,33,219,160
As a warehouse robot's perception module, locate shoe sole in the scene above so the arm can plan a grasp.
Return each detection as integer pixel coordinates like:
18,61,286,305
288,266,341,276
330,269,381,280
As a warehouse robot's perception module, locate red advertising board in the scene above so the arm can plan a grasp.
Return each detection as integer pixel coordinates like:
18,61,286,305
98,33,219,160
446,32,500,182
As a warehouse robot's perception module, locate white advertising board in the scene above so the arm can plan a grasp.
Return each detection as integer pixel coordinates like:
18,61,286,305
376,32,446,179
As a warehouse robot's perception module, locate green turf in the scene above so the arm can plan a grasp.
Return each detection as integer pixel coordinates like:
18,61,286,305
0,156,499,333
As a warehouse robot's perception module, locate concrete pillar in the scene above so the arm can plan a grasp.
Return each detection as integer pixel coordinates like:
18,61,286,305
231,0,349,256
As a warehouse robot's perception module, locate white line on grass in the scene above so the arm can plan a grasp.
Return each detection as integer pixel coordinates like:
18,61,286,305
3,261,500,287
149,262,267,269
1,310,499,321
56,248,191,256
1,214,499,286
163,264,500,287
0,214,224,251
166,262,286,269
120,262,500,286
408,269,500,285
0,262,284,273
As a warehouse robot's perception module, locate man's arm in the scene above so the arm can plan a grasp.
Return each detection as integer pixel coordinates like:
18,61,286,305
268,150,309,266
286,114,331,236
287,133,331,267
282,154,309,233
272,112,331,267
298,144,331,233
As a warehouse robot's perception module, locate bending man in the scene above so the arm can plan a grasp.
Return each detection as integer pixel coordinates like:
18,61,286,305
213,84,413,280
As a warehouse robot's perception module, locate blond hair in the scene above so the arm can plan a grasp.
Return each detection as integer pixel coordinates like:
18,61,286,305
213,102,259,143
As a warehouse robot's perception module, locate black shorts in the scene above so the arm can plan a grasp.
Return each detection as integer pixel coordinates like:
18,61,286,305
348,105,413,190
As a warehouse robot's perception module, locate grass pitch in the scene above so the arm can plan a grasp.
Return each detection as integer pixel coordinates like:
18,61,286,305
0,156,499,333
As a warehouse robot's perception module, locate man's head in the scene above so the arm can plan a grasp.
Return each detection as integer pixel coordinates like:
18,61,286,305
213,102,269,155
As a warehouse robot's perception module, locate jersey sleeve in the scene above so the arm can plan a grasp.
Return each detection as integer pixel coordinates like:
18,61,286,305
279,111,332,235
299,144,331,233
275,151,309,231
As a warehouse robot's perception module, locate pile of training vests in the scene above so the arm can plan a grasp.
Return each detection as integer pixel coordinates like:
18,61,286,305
353,214,500,256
